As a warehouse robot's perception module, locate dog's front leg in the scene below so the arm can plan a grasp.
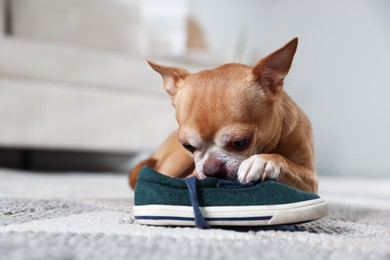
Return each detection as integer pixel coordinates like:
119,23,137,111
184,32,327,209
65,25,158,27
237,154,318,193
128,132,195,189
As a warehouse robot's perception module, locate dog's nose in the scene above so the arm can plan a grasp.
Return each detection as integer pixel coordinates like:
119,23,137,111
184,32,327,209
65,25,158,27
203,158,226,178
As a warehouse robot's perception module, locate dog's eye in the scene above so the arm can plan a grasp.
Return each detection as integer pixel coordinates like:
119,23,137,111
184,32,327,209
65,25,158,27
182,143,196,153
232,138,251,150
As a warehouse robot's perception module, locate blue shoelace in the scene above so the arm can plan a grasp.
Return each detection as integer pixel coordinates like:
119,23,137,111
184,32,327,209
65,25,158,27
184,177,210,229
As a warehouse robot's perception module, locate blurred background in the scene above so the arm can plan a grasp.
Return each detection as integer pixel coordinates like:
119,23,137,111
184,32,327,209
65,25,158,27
0,0,389,178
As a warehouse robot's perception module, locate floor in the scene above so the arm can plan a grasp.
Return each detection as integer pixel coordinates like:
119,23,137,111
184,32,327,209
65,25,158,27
0,167,389,260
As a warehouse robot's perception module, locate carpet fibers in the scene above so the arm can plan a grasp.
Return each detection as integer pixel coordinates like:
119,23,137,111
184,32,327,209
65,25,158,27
0,168,389,260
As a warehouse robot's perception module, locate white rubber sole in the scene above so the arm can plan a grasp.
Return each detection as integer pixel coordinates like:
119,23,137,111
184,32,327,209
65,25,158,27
133,198,328,226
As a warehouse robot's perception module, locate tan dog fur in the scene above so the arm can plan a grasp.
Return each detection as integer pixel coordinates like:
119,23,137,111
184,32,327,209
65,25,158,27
129,38,318,193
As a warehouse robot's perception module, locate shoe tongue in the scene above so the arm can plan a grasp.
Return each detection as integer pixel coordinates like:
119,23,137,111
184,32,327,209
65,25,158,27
197,177,219,188
216,179,257,188
197,178,261,188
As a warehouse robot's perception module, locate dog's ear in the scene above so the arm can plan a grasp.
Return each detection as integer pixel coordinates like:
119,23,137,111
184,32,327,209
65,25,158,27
252,38,298,96
147,60,190,98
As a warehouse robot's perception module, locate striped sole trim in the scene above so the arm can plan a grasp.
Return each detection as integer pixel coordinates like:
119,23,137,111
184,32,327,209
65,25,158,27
133,198,328,226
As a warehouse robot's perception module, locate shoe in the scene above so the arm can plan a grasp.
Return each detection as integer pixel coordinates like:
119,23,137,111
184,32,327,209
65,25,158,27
133,166,328,228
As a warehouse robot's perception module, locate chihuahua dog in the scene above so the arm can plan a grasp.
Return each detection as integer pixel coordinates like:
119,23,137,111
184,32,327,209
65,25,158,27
129,38,318,193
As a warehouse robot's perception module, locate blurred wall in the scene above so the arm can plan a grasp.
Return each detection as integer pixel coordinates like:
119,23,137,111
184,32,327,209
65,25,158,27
189,0,390,177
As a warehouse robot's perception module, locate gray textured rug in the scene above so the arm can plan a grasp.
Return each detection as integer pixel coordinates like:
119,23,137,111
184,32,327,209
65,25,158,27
0,168,389,260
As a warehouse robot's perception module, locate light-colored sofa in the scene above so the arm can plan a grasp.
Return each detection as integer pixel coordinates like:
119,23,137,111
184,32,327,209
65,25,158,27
0,0,216,154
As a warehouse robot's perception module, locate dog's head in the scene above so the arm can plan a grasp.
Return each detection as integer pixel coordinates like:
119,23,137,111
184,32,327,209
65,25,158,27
149,38,298,180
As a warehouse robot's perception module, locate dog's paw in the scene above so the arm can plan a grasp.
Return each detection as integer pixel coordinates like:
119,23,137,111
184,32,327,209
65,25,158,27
237,155,282,184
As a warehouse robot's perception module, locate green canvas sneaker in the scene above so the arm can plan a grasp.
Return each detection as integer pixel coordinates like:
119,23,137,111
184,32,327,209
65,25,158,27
133,166,328,228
